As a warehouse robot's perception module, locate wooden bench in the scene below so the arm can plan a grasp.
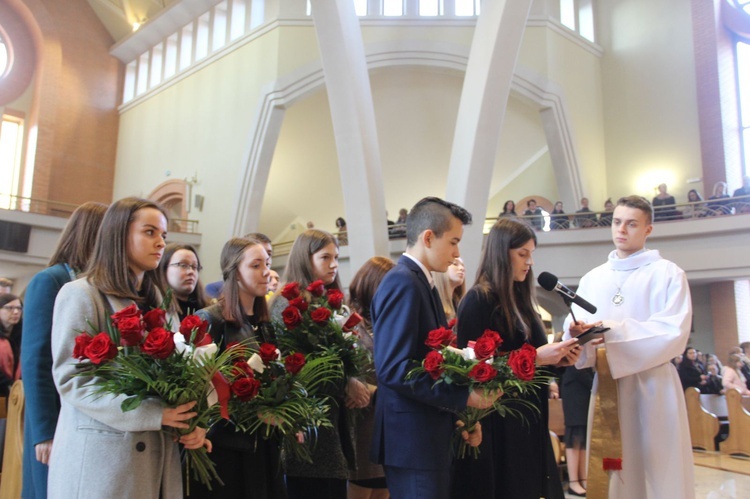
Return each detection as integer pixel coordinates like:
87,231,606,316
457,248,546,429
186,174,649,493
684,387,720,451
0,380,24,498
720,388,750,457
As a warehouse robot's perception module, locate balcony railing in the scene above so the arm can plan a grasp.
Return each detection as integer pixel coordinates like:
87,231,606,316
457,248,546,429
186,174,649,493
505,195,750,232
0,194,200,234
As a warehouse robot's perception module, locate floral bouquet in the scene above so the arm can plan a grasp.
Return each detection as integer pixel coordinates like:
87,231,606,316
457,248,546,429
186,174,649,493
72,303,238,490
273,280,371,383
223,341,341,462
407,326,549,458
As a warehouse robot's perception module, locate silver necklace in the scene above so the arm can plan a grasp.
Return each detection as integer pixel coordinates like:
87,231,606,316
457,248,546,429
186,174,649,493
612,270,635,306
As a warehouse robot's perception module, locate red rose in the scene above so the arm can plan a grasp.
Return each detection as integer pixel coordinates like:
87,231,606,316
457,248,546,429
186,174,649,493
84,332,118,365
282,306,303,329
447,318,457,329
117,316,145,347
232,360,254,377
288,297,309,312
342,312,362,333
259,343,279,365
231,377,261,401
481,329,503,348
310,307,332,325
180,315,211,346
73,333,92,359
142,327,176,360
424,350,445,380
468,362,498,383
284,353,306,375
111,304,141,326
326,289,344,310
143,308,167,330
473,336,497,360
306,280,326,297
508,343,537,381
425,327,455,349
280,282,301,300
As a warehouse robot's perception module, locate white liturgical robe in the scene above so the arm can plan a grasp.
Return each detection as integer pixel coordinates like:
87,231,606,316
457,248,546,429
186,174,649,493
563,249,694,499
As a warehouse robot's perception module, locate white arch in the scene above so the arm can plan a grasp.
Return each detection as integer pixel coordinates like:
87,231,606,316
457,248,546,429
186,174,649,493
231,39,583,235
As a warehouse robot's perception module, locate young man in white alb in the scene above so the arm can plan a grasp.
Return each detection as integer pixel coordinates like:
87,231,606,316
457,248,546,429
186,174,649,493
564,195,694,499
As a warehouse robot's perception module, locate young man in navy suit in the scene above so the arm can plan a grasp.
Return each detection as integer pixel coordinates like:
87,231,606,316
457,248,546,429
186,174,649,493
371,197,499,499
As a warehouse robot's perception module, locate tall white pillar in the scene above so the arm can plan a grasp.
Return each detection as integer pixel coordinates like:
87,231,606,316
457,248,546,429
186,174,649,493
309,0,389,271
445,0,534,277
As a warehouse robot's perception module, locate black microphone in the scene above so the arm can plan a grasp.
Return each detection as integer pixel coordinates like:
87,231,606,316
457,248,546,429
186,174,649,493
537,272,597,314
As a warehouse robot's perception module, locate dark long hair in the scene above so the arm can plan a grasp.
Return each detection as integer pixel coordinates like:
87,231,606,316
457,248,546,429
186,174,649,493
474,218,542,342
49,202,108,270
219,238,270,326
85,197,168,307
348,256,395,330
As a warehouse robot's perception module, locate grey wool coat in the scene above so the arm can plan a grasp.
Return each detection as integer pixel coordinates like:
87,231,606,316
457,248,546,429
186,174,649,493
48,278,182,499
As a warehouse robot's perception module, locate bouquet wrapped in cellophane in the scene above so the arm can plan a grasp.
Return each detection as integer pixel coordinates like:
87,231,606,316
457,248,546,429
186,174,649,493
407,325,551,458
223,341,342,462
272,280,371,383
71,301,238,491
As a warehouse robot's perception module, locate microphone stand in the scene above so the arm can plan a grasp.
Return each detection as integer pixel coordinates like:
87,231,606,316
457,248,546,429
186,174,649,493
563,296,578,324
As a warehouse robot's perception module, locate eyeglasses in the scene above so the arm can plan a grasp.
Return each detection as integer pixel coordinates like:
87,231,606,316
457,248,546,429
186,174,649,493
169,262,202,272
1,306,22,312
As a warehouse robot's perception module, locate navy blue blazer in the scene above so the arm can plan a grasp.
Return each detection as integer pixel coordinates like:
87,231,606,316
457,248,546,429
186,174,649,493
21,263,72,499
370,255,468,471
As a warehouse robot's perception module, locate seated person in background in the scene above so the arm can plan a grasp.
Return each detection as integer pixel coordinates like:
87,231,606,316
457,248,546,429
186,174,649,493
652,183,680,221
731,176,750,213
707,181,732,215
522,199,544,230
335,217,348,245
574,197,598,228
721,353,750,395
550,201,570,230
391,208,408,238
701,363,723,395
498,200,517,219
0,278,12,295
683,189,706,219
598,198,614,226
678,347,707,391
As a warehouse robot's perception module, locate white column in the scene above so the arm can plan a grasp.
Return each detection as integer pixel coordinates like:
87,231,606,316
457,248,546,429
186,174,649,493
445,0,533,277
309,0,389,270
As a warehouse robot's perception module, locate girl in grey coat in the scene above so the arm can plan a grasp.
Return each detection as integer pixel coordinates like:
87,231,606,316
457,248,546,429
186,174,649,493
48,198,208,499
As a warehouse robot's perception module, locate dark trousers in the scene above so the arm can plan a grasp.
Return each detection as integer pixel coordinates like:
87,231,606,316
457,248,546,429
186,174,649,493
384,465,452,499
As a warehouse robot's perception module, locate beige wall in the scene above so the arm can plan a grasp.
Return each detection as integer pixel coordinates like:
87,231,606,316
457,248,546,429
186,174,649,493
598,0,703,203
113,2,706,284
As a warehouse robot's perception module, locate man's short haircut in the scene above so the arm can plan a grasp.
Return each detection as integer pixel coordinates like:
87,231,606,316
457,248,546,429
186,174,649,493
617,195,654,224
406,197,472,247
527,199,536,207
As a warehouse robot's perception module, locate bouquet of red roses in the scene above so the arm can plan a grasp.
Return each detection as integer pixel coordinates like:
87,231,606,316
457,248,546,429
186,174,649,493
407,326,548,458
72,303,238,490
223,341,341,462
273,280,370,383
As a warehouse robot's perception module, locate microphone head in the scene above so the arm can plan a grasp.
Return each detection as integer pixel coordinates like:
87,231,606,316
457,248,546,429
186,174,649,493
537,272,558,291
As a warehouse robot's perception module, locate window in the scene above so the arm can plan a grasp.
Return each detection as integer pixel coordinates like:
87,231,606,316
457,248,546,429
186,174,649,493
455,0,480,17
738,40,750,175
383,0,403,16
0,114,24,210
559,0,595,43
0,35,8,77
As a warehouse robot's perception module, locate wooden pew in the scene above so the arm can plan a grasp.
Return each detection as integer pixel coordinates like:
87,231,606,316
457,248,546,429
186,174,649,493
719,388,750,457
684,387,720,451
0,380,24,498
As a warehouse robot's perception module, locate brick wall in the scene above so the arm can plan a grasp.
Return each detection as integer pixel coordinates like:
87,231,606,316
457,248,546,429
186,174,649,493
9,0,122,212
